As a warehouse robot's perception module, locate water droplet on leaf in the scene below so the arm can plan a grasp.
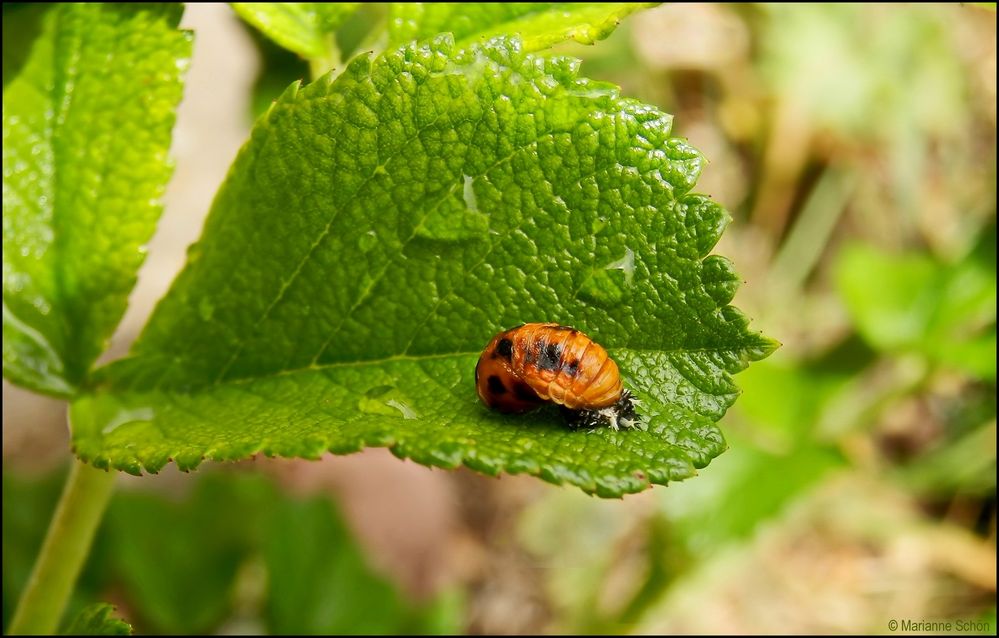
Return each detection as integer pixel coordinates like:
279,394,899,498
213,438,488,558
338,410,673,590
414,187,489,241
358,385,418,419
100,406,156,435
385,399,418,420
462,174,478,212
358,230,377,252
578,248,636,306
606,247,635,285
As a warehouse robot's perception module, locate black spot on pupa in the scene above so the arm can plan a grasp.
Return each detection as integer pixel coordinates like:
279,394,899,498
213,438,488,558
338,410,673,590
487,375,506,395
525,341,539,365
514,382,540,403
495,338,513,360
564,358,580,376
538,342,562,371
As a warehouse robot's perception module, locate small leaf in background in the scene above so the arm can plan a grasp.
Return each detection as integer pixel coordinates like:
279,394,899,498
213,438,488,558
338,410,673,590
3,469,462,635
71,37,775,497
657,358,847,553
264,495,458,635
1,4,47,89
62,603,131,636
102,474,271,634
238,4,387,119
836,240,997,380
2,3,192,397
388,3,659,52
231,3,359,71
242,23,310,119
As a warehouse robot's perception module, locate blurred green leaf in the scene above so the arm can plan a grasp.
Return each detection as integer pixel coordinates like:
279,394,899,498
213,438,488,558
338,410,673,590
240,4,386,120
662,439,843,554
837,244,997,380
264,494,458,635
655,357,849,554
734,357,853,446
63,603,131,636
231,3,359,61
1,3,47,88
2,3,192,397
4,468,462,634
71,37,775,497
263,495,400,634
241,18,310,119
103,474,271,634
837,247,940,348
334,3,388,59
388,3,658,52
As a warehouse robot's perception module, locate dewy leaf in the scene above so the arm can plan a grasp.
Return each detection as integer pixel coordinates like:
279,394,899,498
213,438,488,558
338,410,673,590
62,603,131,636
231,3,360,61
2,4,192,397
388,3,658,52
71,37,776,497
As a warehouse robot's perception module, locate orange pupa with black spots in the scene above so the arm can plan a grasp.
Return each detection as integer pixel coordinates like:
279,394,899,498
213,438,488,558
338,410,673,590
474,323,640,430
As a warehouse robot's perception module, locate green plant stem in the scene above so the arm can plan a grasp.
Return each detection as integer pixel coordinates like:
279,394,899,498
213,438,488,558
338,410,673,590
8,459,116,635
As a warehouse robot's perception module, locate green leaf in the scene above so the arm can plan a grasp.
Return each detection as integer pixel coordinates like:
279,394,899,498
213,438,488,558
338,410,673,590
264,494,459,635
112,472,461,634
231,3,359,65
62,603,131,636
837,243,996,380
2,3,192,397
71,37,775,497
2,4,48,90
388,2,658,52
3,467,462,634
657,358,847,554
102,474,267,634
242,18,311,119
